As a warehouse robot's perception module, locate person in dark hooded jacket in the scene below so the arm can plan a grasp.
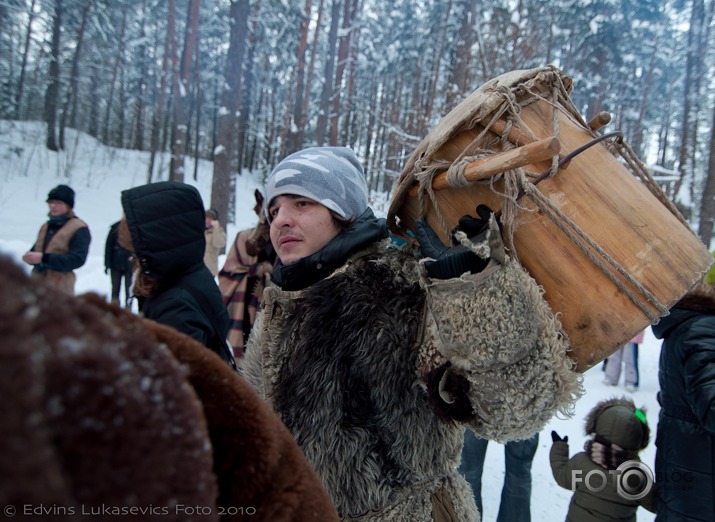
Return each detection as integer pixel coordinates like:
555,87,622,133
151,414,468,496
652,272,715,521
119,181,235,369
550,397,656,521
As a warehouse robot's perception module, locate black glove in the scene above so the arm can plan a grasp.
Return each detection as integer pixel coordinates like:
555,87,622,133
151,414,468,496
104,267,109,275
453,204,501,239
551,430,568,443
415,218,489,279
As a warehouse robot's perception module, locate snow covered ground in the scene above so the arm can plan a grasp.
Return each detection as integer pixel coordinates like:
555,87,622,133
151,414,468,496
0,120,663,521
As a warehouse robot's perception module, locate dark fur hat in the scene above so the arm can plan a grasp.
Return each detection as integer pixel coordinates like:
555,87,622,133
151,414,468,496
47,184,75,208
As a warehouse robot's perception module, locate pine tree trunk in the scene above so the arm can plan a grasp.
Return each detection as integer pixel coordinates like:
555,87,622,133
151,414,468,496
170,0,200,182
341,0,361,145
446,0,472,111
302,0,324,142
631,43,659,157
15,0,37,119
211,0,249,225
117,65,126,146
102,11,127,146
315,0,340,146
424,0,451,132
289,0,312,153
698,104,715,248
329,0,353,146
192,46,201,181
148,0,175,183
44,0,62,152
674,0,704,197
236,2,260,175
133,0,148,151
59,0,91,150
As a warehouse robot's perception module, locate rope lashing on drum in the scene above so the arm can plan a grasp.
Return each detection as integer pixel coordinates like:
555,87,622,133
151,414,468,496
517,76,670,320
510,132,670,321
522,184,669,321
508,132,624,200
611,138,689,228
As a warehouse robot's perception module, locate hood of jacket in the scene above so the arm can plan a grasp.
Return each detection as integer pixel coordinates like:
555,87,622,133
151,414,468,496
271,207,388,291
121,181,206,282
584,397,649,450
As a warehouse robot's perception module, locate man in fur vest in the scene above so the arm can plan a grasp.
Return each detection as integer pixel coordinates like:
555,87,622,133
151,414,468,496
22,184,90,295
243,146,581,521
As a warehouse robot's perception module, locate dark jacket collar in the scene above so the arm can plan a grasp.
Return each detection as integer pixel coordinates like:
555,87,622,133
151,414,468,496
653,292,715,340
271,208,388,291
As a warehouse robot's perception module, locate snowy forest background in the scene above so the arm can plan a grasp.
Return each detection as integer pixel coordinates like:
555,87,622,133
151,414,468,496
1,0,715,245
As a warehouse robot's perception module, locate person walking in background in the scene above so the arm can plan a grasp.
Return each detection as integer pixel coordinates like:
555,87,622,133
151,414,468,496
459,431,539,521
550,397,656,521
104,220,133,308
219,190,275,363
118,181,235,369
204,208,226,277
22,184,90,296
652,271,715,521
603,330,644,392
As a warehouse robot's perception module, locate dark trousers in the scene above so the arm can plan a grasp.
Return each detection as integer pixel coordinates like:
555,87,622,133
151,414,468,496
110,269,133,306
459,430,539,522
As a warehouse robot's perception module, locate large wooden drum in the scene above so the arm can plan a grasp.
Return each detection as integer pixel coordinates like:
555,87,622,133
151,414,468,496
388,66,712,372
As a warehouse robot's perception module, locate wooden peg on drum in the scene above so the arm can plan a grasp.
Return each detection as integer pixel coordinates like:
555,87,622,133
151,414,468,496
407,137,560,197
587,111,612,131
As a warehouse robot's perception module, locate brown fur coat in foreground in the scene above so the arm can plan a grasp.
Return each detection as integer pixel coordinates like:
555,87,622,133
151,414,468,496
0,255,337,521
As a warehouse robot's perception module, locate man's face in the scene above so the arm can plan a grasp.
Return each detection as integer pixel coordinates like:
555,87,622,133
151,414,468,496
48,200,70,217
268,195,342,265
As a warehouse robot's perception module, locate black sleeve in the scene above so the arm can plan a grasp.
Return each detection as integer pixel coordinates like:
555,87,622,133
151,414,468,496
104,226,116,269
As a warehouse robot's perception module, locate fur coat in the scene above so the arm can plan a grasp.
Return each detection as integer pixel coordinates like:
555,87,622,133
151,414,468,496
244,224,580,521
0,255,338,522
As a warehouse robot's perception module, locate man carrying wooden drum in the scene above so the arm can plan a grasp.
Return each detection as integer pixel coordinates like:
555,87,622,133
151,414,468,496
242,146,580,521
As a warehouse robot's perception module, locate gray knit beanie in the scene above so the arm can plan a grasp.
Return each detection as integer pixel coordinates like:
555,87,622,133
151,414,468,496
265,147,368,222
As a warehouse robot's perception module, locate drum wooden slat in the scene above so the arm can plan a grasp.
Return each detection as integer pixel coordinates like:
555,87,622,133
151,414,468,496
391,69,712,372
